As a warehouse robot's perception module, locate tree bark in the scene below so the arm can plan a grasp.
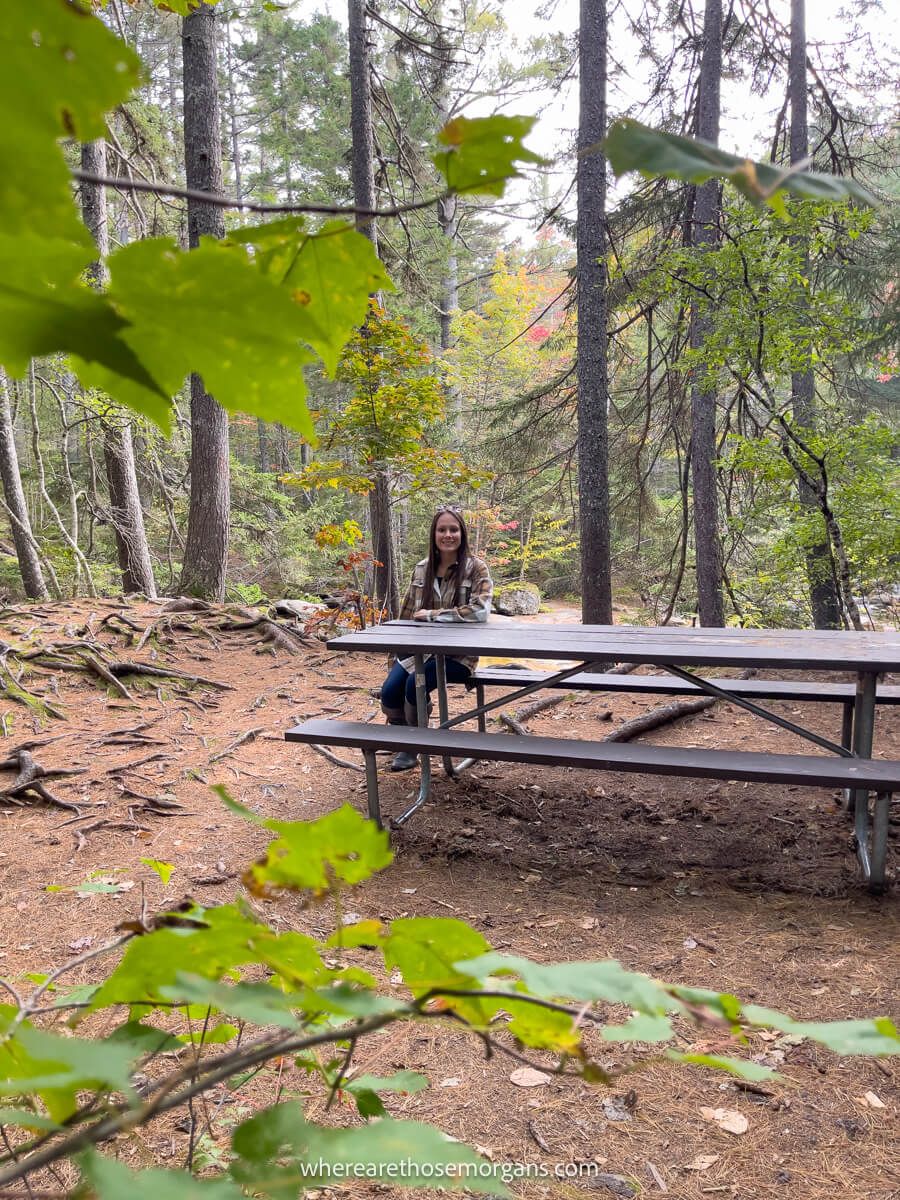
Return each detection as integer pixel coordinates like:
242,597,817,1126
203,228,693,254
348,0,378,255
222,9,243,205
789,0,842,628
368,471,400,617
349,0,398,614
257,419,271,474
576,0,613,624
689,0,725,627
0,372,48,599
80,140,157,598
179,6,230,601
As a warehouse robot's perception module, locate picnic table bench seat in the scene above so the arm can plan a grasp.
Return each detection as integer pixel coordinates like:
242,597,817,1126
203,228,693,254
469,667,900,706
468,669,900,746
286,718,899,892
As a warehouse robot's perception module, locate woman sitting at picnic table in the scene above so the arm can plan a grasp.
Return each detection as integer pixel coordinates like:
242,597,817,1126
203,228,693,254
380,506,493,771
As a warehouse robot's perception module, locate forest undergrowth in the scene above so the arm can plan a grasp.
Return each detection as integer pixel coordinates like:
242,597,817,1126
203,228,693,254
0,598,897,1199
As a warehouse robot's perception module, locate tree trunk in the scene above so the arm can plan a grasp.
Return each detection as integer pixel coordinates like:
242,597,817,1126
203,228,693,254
349,0,398,613
257,419,271,473
368,472,400,617
576,0,613,624
179,6,230,601
0,372,48,599
223,9,243,204
689,0,725,627
348,0,378,255
789,0,842,628
437,193,459,351
80,139,157,598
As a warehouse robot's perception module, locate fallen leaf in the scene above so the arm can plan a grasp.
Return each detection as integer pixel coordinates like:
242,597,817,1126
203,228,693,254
700,1106,749,1135
682,1154,719,1172
510,1067,552,1087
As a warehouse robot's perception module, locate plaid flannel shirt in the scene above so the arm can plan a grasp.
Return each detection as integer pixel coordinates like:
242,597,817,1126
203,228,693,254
395,555,493,673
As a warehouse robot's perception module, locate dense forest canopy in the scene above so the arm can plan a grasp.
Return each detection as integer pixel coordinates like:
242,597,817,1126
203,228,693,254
0,0,896,628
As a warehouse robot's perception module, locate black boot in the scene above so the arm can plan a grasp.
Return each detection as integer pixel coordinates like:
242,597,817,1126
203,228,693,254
383,712,418,772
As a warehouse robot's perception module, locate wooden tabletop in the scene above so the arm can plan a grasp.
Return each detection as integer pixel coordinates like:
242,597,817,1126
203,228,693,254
328,620,900,672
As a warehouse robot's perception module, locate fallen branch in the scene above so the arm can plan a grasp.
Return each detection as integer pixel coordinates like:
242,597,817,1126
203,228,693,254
496,690,572,734
603,695,715,742
308,743,366,772
603,668,756,743
515,692,572,722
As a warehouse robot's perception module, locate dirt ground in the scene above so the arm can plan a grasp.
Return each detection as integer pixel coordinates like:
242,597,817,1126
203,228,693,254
1,598,897,1200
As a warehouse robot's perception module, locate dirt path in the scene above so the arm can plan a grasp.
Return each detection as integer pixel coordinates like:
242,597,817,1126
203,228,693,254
1,599,897,1199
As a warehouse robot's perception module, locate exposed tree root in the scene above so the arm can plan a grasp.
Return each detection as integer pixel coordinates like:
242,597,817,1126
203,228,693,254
499,713,527,736
308,743,366,772
0,749,85,811
208,728,264,764
110,661,233,690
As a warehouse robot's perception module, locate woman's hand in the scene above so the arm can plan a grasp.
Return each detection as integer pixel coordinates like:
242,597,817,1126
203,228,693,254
413,609,430,621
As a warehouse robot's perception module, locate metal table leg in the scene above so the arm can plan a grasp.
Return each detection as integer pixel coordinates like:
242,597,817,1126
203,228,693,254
475,681,486,732
393,654,431,828
869,792,891,893
363,750,381,828
435,654,456,778
850,671,877,824
841,700,854,817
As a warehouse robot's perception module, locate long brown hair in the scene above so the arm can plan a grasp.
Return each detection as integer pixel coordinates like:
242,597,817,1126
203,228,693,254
422,508,471,606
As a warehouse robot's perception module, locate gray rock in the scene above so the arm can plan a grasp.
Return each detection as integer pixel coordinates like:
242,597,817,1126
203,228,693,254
272,598,323,619
493,583,541,616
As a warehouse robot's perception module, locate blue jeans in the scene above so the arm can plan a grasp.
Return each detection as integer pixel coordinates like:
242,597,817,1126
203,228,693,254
380,657,471,721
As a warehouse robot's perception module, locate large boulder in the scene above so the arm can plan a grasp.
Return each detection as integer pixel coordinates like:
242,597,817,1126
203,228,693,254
272,598,325,619
493,582,541,617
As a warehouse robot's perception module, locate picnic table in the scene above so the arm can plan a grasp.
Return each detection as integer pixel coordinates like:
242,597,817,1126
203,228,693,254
286,620,900,890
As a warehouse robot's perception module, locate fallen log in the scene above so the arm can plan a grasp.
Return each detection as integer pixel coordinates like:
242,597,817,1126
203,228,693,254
603,668,756,743
602,694,715,742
